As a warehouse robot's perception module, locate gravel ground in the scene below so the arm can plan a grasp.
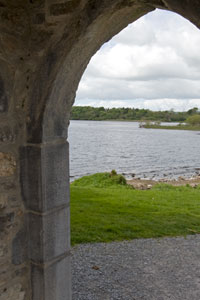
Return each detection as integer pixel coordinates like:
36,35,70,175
71,235,200,300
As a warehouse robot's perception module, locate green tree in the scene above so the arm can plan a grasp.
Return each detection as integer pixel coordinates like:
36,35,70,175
186,115,200,126
187,107,199,115
70,105,200,122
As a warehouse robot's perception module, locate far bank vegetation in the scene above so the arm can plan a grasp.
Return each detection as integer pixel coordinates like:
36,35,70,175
140,113,200,131
70,106,200,123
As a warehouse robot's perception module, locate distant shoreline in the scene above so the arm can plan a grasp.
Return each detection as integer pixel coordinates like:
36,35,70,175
71,106,200,123
70,119,200,131
70,119,140,122
140,124,200,131
70,119,178,124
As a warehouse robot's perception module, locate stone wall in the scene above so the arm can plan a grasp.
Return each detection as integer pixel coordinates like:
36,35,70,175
0,1,200,300
0,88,29,299
0,2,31,295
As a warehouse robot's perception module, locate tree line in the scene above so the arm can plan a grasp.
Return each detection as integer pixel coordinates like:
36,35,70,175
70,106,200,122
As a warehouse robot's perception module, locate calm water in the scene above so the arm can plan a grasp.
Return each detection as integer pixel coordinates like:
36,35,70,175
68,120,200,181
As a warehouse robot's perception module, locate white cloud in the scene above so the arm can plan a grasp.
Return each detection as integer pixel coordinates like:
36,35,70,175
75,9,200,111
75,98,200,111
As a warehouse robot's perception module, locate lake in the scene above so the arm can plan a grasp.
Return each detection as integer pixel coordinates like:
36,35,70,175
68,120,200,181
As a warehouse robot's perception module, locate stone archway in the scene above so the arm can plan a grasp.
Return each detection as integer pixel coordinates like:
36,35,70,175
0,1,200,300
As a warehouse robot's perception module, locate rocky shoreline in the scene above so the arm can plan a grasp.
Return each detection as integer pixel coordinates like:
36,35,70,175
127,175,200,190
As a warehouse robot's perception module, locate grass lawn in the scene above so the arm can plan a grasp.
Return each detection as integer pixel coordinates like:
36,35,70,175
70,173,200,245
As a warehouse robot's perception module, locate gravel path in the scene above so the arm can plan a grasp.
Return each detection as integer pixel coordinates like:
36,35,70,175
72,235,200,300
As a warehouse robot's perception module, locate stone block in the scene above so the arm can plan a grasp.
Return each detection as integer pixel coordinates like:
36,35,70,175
20,141,69,212
0,194,8,209
0,78,8,113
0,179,16,191
0,243,6,258
28,206,70,263
31,255,71,300
12,222,28,265
0,152,16,177
50,0,81,16
0,126,16,143
0,211,15,235
0,284,25,300
29,0,45,9
32,13,45,24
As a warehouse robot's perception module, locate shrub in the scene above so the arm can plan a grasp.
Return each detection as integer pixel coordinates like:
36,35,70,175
111,174,127,185
71,171,127,188
186,115,200,126
110,169,117,177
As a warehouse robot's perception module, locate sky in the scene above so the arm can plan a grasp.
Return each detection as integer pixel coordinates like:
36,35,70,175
75,9,200,111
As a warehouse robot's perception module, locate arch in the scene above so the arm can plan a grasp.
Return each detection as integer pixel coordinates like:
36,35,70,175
28,2,156,143
20,1,200,299
28,0,200,142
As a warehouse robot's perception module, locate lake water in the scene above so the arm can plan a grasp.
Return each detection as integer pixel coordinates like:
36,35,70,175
68,120,200,181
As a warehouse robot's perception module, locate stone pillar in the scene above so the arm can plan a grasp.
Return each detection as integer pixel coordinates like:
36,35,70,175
20,139,71,300
0,138,29,300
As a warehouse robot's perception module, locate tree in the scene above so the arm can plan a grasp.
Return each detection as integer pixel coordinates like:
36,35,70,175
187,107,199,115
186,115,200,126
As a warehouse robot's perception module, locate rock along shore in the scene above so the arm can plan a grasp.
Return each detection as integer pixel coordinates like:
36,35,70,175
127,175,200,190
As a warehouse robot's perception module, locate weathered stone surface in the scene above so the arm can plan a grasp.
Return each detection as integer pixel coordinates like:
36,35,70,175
0,194,8,209
0,178,16,191
50,0,81,16
0,126,16,143
28,206,70,263
0,152,16,177
12,224,28,265
0,284,25,300
31,255,71,300
0,243,6,258
0,78,8,112
32,13,45,25
0,211,15,234
20,141,69,212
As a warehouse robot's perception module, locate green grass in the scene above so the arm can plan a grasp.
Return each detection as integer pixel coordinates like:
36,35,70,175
143,124,200,131
70,173,200,245
71,171,128,188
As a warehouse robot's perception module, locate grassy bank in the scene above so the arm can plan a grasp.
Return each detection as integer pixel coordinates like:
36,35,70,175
142,124,200,131
70,172,200,245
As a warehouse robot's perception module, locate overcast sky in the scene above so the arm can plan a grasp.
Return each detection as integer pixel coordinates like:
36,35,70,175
75,9,200,111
